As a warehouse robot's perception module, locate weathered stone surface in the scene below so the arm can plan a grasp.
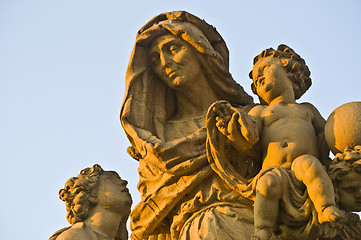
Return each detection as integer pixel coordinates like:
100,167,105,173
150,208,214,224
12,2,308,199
120,10,254,240
209,45,343,240
320,146,361,239
49,164,132,240
120,11,361,240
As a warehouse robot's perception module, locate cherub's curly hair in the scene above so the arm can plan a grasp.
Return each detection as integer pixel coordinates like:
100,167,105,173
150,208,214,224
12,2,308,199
249,44,311,100
328,146,361,204
329,146,361,180
59,164,104,225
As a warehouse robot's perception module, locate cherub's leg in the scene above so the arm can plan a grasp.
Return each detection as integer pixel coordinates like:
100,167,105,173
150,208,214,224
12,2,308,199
252,171,283,240
291,155,344,223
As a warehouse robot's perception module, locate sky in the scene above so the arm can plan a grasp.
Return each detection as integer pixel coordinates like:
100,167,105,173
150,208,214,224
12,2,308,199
1,0,361,239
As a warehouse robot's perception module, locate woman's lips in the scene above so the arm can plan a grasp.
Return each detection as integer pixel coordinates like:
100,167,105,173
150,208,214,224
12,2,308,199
168,70,176,78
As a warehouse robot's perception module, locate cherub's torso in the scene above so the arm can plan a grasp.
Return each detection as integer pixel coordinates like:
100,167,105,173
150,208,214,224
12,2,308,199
249,103,319,169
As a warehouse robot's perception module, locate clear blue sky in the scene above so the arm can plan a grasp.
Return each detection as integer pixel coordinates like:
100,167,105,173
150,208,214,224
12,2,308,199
1,1,360,239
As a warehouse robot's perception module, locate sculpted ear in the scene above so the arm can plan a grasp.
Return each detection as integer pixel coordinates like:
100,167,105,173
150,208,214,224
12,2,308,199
336,175,342,181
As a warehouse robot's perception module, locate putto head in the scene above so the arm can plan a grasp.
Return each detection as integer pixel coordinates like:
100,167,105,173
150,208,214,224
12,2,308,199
249,44,311,100
59,164,104,225
329,146,361,178
329,146,361,212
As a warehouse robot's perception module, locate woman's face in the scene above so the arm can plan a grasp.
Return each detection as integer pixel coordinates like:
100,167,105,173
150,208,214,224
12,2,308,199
97,171,132,215
149,34,202,89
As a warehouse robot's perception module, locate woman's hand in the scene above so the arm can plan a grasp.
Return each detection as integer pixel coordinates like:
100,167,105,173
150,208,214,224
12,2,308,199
212,101,244,143
212,101,259,151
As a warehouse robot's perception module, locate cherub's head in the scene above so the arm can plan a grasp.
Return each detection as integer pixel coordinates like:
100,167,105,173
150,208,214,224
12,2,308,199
249,44,311,103
329,146,361,212
59,164,132,225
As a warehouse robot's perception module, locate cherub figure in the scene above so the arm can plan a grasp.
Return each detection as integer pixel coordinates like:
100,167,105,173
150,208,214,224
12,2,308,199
329,145,361,213
213,44,344,240
320,145,361,239
49,164,132,240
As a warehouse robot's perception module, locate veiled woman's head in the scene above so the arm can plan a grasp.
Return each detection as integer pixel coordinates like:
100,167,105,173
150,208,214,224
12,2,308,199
121,11,252,143
129,11,252,102
148,34,203,90
139,19,233,95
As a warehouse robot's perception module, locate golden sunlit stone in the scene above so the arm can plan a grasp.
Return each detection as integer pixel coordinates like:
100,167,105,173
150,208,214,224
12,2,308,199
325,102,361,154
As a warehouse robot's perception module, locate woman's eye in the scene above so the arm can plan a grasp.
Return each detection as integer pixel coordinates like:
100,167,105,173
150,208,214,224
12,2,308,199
169,45,179,53
343,187,357,193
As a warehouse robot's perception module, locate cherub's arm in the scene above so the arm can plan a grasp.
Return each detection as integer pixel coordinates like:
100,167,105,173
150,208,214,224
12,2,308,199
213,101,261,152
303,102,331,167
247,104,264,135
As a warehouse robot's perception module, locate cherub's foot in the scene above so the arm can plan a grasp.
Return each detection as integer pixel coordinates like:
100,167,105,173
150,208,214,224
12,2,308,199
318,205,345,223
251,229,272,240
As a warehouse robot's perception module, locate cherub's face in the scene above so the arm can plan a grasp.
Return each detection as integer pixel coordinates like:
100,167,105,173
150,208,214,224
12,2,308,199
337,170,361,212
97,172,132,215
149,34,202,89
252,56,292,104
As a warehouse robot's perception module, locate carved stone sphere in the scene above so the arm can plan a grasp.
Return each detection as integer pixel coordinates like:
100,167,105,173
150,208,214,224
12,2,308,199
325,102,361,154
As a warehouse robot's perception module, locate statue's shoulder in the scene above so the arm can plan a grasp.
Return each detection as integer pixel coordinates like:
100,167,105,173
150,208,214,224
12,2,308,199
56,223,91,240
300,101,317,110
247,104,266,117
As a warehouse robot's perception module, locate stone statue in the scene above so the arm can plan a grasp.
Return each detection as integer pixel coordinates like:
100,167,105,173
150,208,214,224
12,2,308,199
49,164,132,240
318,102,361,239
319,145,361,239
209,44,344,240
120,11,256,240
120,11,361,240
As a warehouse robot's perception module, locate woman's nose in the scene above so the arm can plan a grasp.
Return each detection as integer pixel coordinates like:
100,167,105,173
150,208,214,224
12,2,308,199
160,52,171,67
121,179,128,187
